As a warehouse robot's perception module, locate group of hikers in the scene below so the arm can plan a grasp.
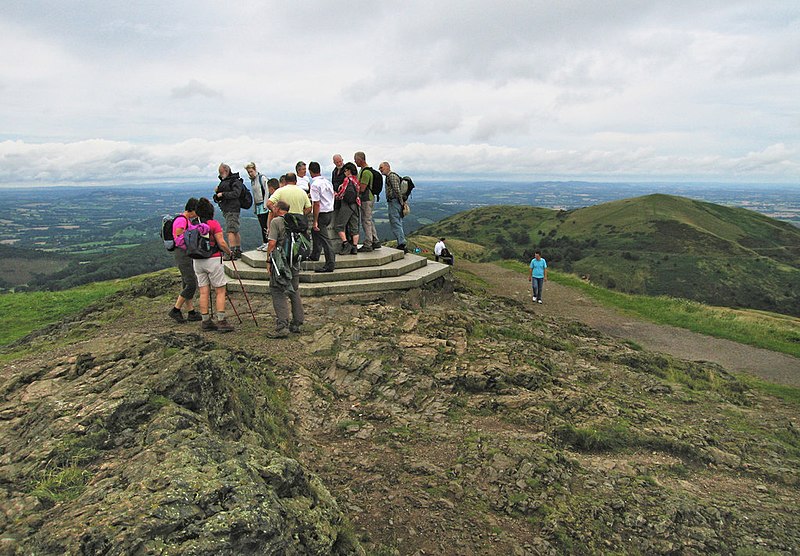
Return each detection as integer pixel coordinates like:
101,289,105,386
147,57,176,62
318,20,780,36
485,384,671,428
167,151,414,337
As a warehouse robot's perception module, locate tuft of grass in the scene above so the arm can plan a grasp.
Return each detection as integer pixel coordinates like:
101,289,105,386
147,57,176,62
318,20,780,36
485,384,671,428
30,466,91,503
496,261,800,358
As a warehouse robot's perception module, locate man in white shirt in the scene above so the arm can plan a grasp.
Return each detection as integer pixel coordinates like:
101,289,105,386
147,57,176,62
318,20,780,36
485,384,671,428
296,161,311,194
308,161,336,273
434,238,448,262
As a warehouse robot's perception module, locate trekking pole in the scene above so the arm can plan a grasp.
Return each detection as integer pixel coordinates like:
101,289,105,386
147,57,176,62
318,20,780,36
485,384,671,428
227,291,243,324
230,257,259,327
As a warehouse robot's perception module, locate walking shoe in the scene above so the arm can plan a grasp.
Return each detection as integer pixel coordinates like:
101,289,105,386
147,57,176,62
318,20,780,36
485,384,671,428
532,296,537,302
289,323,302,334
373,241,382,249
186,310,202,322
267,327,290,338
201,319,217,331
223,251,234,261
215,318,234,332
233,247,243,260
339,242,352,255
358,245,373,253
537,299,543,304
256,243,268,251
168,307,185,323
350,245,358,255
314,266,334,273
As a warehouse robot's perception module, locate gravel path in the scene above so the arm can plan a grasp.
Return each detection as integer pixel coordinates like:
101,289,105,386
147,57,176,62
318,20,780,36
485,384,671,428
459,260,800,388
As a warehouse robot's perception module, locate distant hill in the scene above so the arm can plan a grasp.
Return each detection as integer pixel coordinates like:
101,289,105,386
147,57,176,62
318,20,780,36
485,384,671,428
0,245,73,290
416,194,800,316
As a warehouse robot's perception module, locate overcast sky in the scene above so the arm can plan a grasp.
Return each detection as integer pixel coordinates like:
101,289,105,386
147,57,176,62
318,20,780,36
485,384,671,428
1,1,798,186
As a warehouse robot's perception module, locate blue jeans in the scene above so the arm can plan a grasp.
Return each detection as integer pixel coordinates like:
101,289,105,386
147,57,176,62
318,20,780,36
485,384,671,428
387,198,406,245
532,277,543,300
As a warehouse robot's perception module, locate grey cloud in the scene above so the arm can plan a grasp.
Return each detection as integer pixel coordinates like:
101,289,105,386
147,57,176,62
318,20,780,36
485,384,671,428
171,80,223,100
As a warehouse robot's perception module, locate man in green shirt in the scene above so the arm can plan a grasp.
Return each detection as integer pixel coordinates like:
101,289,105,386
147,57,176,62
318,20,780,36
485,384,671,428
355,151,381,252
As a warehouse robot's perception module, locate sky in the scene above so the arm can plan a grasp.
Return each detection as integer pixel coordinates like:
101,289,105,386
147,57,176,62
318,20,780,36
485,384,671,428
0,0,798,186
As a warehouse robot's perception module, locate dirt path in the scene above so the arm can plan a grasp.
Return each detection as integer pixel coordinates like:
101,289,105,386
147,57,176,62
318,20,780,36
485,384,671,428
458,260,800,388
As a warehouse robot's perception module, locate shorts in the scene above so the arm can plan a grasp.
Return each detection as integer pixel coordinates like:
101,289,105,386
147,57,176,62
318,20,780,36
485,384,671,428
193,256,227,288
334,203,360,237
223,211,240,233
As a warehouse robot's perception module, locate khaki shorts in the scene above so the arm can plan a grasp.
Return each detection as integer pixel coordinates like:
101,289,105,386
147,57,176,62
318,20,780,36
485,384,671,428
193,256,227,288
223,211,240,233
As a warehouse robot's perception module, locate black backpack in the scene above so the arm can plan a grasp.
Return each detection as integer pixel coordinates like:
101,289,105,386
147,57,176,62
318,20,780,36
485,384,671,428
282,213,312,266
365,167,383,200
239,180,253,209
160,213,181,251
399,176,415,202
184,224,217,259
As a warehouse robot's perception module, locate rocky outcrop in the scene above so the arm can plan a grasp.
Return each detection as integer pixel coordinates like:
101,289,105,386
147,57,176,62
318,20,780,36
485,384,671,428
1,271,798,555
0,333,361,555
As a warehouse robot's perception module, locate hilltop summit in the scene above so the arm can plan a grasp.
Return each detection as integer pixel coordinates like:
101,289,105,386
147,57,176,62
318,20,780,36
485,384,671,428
1,271,798,554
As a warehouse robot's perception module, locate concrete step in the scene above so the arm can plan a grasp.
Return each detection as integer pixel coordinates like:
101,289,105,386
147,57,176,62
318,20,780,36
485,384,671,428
239,246,403,270
226,260,451,296
225,254,429,283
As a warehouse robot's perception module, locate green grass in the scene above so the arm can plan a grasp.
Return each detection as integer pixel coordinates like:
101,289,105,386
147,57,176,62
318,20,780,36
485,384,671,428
496,260,800,358
736,375,800,407
0,276,145,346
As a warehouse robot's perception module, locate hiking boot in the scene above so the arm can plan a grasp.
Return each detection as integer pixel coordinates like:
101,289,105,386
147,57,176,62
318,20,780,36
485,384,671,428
358,245,373,253
314,266,334,273
201,318,217,331
397,244,407,253
339,242,352,255
215,318,234,332
223,251,234,261
350,246,358,255
373,241,382,249
267,327,290,339
186,310,202,322
168,307,185,323
233,247,243,260
289,323,302,334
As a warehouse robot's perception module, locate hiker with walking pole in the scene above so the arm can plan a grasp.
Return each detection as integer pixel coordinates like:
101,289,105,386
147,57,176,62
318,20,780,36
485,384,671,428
190,197,235,332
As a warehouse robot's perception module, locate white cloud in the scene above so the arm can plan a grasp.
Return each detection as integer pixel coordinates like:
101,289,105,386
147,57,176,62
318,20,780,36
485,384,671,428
0,0,797,184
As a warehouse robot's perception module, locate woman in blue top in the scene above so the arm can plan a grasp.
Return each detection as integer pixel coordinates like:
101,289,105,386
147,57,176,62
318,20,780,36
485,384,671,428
528,250,548,304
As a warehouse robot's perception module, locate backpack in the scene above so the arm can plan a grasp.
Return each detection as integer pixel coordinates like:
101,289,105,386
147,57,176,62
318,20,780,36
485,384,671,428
281,213,312,266
239,180,253,209
184,222,217,259
365,167,383,200
160,213,181,251
343,179,358,204
399,176,415,202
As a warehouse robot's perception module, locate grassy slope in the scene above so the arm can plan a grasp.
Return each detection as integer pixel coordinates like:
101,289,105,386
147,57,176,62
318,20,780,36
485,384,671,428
0,273,159,346
417,194,800,316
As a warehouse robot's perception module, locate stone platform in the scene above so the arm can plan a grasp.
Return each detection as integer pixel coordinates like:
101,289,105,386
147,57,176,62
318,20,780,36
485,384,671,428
224,246,450,296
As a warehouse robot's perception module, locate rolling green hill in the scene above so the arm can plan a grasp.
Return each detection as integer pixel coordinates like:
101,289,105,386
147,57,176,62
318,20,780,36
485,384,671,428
417,194,800,316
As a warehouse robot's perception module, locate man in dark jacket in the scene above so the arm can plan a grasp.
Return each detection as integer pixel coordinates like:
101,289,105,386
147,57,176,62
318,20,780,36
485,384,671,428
214,163,244,260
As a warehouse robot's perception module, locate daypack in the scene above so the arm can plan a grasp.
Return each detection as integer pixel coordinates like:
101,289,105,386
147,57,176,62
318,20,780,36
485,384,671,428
399,176,416,202
184,222,217,259
365,167,383,199
282,213,312,266
239,180,253,209
160,213,181,251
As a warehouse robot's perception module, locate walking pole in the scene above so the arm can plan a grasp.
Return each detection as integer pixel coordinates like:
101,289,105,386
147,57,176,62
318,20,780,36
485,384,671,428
230,257,259,327
227,291,243,324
